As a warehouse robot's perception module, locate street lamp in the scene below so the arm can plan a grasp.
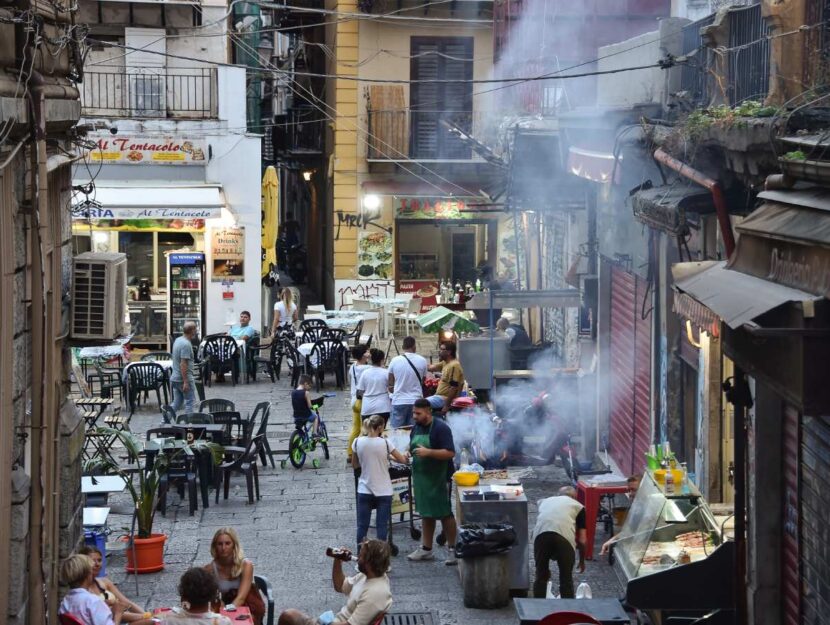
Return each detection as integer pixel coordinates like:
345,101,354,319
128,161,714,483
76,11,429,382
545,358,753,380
302,170,313,182
362,194,381,211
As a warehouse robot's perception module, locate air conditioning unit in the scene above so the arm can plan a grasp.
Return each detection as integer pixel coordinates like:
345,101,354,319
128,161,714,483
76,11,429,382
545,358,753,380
71,252,128,340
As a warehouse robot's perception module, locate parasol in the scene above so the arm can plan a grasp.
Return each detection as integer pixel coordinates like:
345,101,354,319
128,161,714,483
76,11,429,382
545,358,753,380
261,166,279,280
416,306,481,334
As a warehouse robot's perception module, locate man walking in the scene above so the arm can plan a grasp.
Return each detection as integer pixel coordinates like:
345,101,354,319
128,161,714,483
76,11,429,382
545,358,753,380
170,321,197,414
406,399,458,565
426,343,464,414
387,336,428,428
532,486,587,598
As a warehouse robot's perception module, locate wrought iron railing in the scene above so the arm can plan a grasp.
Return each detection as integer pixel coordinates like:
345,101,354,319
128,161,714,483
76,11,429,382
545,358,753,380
81,67,218,119
804,0,830,90
680,13,716,107
366,109,490,160
727,4,771,104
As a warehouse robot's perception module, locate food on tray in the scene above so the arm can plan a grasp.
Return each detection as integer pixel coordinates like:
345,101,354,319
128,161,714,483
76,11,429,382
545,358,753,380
375,251,392,262
375,263,392,279
416,285,438,298
675,531,713,549
358,264,376,277
359,252,374,263
359,232,390,253
126,150,144,162
482,469,509,480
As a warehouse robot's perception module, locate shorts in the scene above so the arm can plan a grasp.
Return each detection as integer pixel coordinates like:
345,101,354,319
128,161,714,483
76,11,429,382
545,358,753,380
426,395,445,410
390,404,414,428
294,412,316,428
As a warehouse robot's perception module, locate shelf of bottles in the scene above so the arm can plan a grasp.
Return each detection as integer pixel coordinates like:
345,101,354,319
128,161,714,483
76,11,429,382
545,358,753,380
170,265,202,337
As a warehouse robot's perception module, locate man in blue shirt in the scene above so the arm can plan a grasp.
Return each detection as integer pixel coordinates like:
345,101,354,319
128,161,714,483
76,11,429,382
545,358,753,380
228,311,256,342
170,321,197,414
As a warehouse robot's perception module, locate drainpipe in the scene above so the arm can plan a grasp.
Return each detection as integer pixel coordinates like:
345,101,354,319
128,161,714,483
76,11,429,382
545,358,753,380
653,148,736,259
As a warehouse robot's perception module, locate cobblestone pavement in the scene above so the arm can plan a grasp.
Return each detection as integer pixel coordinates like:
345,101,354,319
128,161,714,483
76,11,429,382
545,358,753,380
103,370,624,625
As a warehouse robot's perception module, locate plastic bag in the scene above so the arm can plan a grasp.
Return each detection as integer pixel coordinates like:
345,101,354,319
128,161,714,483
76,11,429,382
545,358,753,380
455,523,516,558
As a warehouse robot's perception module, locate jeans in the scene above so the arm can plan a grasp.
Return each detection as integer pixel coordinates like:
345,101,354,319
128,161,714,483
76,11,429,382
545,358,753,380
426,395,445,411
356,492,392,547
390,404,414,428
171,379,196,414
533,532,576,598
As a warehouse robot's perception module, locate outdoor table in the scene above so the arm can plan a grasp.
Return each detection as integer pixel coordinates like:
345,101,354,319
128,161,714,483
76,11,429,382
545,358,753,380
368,297,406,337
321,309,363,318
514,598,629,625
78,345,128,360
324,317,361,331
577,477,630,560
81,476,126,506
144,437,213,510
154,606,253,625
82,507,110,527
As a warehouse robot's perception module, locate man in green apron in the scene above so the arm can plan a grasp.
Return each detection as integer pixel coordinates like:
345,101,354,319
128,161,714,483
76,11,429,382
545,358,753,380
406,398,458,565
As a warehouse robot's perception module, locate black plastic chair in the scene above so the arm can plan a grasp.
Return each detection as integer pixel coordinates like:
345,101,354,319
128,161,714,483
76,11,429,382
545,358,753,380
86,361,123,402
321,328,347,342
176,412,214,424
141,351,173,362
245,334,261,383
251,402,275,468
301,326,324,344
250,339,280,383
198,398,236,414
125,362,169,416
161,404,176,424
211,410,243,446
283,342,305,388
200,336,240,387
215,435,263,504
344,319,364,346
253,575,275,625
308,339,346,391
157,446,199,516
300,318,327,332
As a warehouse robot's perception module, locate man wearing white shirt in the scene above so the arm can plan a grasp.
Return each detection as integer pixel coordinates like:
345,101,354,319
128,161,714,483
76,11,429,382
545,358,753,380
387,336,428,428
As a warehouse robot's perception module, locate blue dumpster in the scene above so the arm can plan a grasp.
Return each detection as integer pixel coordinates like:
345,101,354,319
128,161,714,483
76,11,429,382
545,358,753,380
84,529,107,576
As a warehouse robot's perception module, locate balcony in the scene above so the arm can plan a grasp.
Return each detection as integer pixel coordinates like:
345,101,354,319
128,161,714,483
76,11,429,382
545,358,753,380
80,67,218,119
366,109,494,162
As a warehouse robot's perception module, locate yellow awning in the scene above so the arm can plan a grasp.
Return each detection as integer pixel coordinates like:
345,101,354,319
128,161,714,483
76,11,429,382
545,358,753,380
261,166,279,279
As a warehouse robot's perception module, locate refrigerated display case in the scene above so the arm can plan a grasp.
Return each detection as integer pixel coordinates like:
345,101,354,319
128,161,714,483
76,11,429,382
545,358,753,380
168,252,205,344
613,471,736,624
128,301,167,345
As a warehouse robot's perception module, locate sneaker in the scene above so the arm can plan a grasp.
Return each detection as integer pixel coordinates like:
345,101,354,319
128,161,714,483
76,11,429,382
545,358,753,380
444,548,457,566
407,547,435,561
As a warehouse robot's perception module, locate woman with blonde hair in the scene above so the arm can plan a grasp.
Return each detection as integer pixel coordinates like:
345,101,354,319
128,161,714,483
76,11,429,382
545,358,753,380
352,414,408,549
203,527,265,625
78,545,150,623
271,287,298,334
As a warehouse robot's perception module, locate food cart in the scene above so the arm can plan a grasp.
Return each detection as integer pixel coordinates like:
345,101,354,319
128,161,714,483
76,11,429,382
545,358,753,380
613,471,736,624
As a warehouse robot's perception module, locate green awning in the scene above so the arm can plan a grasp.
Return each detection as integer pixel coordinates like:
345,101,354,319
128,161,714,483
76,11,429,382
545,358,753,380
416,306,481,334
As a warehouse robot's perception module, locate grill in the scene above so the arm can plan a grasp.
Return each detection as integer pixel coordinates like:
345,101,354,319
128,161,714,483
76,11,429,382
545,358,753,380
383,613,435,625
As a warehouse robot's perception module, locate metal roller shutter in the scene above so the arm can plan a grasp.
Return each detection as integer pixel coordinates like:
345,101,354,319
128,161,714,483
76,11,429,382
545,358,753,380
781,405,800,625
608,264,652,475
801,414,830,624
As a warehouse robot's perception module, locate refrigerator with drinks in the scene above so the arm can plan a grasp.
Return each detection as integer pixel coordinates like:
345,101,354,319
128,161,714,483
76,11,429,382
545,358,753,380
167,252,206,345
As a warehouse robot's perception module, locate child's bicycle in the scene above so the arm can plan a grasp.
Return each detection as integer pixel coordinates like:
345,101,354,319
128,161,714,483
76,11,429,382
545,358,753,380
281,393,334,469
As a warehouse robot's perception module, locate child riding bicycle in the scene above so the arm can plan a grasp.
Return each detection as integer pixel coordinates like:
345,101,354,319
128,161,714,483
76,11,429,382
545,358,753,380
292,374,322,438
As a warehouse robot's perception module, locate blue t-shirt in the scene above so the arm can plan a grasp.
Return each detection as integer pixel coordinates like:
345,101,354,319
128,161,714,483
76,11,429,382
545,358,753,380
229,324,256,340
170,336,194,383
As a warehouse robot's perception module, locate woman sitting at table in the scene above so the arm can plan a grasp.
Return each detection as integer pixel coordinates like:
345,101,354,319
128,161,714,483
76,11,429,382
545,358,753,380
204,527,265,625
78,546,151,624
156,568,232,625
271,287,298,335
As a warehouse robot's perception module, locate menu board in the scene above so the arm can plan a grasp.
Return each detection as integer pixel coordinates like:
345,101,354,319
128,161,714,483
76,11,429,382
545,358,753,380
211,227,245,282
357,231,393,280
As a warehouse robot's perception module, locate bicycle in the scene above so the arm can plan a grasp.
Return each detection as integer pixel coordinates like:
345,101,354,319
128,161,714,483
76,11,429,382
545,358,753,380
282,393,334,469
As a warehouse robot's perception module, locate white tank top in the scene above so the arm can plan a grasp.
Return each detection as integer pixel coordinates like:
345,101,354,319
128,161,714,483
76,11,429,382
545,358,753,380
532,496,584,550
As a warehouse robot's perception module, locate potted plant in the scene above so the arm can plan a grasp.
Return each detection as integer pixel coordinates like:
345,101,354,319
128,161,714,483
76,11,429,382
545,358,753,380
95,427,223,573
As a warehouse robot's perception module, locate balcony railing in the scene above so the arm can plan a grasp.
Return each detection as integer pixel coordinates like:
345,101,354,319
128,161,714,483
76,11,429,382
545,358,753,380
804,0,830,89
81,67,218,119
727,4,771,105
367,109,493,161
680,13,716,108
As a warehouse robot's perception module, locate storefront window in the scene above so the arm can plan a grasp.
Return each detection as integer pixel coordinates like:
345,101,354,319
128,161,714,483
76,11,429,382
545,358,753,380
119,232,154,287
397,220,494,283
157,232,195,290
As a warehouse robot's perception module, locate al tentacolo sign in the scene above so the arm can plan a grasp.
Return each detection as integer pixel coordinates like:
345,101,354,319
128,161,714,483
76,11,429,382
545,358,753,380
88,136,207,165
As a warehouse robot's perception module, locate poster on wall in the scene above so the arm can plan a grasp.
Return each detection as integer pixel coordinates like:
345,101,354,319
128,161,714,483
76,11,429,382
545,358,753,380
211,227,245,282
73,219,206,233
88,136,207,165
357,231,393,280
395,197,473,220
397,280,439,312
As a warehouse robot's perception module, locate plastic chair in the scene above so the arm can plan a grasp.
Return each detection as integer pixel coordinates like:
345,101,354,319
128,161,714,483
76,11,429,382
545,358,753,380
250,339,280,383
125,362,169,416
254,575,275,625
283,342,306,388
59,614,85,625
200,335,241,387
306,304,326,314
251,402,275,468
394,297,422,335
308,339,346,391
157,446,199,516
211,411,243,446
321,328,347,342
176,412,214,424
538,612,603,625
215,435,263,504
141,351,173,362
199,398,236,414
87,361,123,401
344,319,364,346
300,318,327,332
161,404,177,424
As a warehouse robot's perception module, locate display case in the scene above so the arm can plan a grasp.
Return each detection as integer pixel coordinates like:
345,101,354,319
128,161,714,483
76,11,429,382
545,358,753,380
613,471,722,584
128,301,168,345
167,252,205,344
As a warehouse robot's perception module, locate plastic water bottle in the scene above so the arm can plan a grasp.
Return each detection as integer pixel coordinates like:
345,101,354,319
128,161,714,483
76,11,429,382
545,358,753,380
460,448,470,468
576,582,592,599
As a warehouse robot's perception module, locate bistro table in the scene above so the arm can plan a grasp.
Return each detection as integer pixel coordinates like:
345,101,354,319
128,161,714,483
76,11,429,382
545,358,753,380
577,476,630,560
514,598,629,625
368,297,406,338
82,506,110,527
154,605,253,625
144,437,215,510
81,475,127,507
321,309,364,318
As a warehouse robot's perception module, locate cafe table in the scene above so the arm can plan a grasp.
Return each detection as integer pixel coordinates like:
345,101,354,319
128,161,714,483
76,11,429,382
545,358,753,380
144,437,214,510
514,598,629,625
154,605,253,625
368,297,406,337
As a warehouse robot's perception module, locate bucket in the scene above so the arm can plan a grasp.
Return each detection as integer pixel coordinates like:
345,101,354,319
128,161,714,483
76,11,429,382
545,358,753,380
123,534,167,574
460,552,510,609
84,529,107,576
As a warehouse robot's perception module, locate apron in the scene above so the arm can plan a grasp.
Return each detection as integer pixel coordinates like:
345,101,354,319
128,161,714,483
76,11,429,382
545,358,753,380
411,420,452,519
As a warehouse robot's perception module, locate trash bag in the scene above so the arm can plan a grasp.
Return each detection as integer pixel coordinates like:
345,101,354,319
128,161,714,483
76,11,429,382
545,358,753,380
455,523,516,558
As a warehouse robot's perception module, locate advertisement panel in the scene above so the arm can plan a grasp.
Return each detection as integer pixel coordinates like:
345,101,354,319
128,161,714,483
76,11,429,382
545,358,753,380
211,227,245,282
88,136,207,165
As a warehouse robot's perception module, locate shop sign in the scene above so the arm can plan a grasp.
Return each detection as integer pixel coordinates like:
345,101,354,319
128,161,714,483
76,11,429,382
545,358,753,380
211,227,245,282
731,236,830,296
88,136,207,165
76,206,218,219
397,280,439,312
395,197,473,220
73,219,206,233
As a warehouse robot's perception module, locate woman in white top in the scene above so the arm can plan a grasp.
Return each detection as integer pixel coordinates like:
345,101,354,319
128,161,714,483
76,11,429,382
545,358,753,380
356,349,392,427
351,414,408,548
271,288,298,334
347,344,371,465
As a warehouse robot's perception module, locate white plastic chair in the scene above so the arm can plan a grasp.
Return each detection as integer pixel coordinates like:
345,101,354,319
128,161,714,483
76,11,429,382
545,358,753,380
352,298,374,312
394,297,422,336
359,312,379,346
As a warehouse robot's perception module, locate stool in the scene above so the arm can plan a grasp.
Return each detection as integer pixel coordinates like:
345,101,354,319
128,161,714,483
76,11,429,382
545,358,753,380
576,480,629,560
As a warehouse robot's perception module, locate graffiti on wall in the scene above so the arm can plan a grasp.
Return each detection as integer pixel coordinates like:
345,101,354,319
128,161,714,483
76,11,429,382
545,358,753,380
334,204,392,240
334,279,395,309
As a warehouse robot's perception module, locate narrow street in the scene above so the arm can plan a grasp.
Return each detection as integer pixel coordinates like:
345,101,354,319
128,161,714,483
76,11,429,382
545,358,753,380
105,378,623,625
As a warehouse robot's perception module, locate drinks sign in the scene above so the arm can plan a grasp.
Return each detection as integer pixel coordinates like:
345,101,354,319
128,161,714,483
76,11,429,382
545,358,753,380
211,227,245,282
88,136,207,165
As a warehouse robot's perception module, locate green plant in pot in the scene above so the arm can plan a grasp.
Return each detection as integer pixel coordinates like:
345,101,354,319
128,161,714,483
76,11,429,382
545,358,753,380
94,427,223,573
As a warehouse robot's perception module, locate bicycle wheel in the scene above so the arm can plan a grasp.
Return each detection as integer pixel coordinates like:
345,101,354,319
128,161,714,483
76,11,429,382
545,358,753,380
289,429,307,469
319,422,329,460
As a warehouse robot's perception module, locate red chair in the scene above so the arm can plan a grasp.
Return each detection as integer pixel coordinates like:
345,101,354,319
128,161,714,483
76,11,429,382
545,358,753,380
59,614,85,625
538,611,603,625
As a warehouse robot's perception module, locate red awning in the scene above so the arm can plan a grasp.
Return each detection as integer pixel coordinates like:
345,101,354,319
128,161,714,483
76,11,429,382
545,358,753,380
360,180,484,198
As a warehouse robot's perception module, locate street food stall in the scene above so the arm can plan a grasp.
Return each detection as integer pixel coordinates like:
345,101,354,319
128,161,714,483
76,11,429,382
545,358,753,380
613,470,736,624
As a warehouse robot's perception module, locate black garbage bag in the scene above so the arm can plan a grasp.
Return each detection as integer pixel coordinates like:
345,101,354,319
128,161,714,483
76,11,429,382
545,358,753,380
455,523,516,558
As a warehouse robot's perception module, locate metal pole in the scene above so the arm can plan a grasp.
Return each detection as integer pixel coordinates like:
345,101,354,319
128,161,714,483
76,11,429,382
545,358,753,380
733,368,748,625
489,289,495,391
